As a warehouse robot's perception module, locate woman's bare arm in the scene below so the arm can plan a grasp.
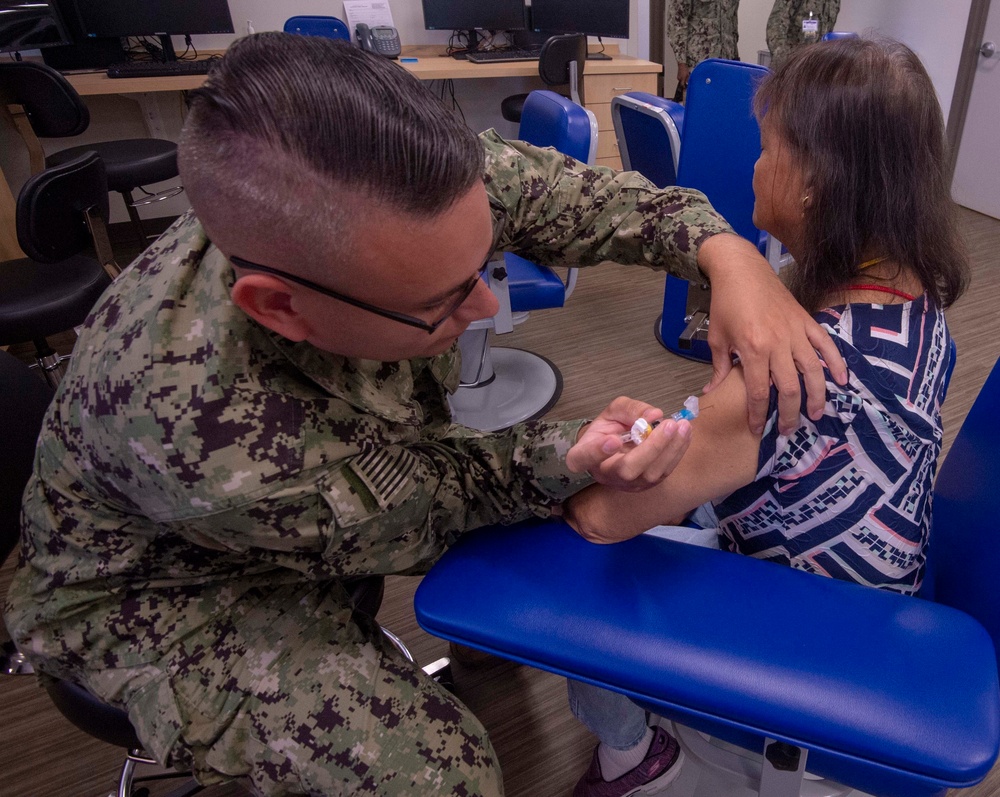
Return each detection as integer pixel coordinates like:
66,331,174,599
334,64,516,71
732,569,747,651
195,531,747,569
564,367,763,543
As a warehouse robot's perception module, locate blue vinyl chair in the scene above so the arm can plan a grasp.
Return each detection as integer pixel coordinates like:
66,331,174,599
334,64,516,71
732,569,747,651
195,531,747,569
282,15,351,40
822,31,859,42
650,59,770,363
416,355,1000,797
611,92,685,189
450,90,598,431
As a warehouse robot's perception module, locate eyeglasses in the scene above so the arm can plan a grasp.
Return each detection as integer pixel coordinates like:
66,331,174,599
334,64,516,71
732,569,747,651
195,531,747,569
229,196,509,334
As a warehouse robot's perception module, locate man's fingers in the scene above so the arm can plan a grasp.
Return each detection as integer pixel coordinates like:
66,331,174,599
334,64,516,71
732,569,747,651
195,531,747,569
740,356,771,436
567,434,620,474
794,342,828,421
704,338,733,395
589,420,692,491
808,322,848,384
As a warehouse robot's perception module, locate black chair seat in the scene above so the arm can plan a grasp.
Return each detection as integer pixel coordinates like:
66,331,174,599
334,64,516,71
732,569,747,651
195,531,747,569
44,677,143,750
501,92,528,123
0,255,111,343
47,139,178,193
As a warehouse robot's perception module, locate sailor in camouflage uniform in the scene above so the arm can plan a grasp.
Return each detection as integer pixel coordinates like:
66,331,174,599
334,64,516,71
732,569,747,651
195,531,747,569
767,0,842,64
666,0,741,88
4,33,844,797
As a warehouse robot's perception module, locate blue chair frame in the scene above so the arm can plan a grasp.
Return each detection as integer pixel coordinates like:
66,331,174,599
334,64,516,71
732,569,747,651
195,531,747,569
282,16,350,40
450,90,598,432
659,59,770,363
612,92,685,190
416,356,1000,797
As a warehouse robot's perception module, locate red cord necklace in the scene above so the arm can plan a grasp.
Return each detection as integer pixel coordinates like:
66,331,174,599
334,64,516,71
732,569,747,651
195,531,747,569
842,284,916,301
843,256,916,302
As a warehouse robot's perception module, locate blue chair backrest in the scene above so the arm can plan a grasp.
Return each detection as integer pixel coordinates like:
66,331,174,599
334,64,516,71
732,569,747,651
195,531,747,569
822,31,859,41
283,15,351,40
518,90,594,165
611,92,685,188
676,59,769,245
929,356,1000,665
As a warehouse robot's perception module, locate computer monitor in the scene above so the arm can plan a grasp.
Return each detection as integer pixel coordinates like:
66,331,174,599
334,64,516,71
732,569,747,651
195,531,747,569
422,0,525,51
531,0,630,40
70,0,234,60
0,0,71,54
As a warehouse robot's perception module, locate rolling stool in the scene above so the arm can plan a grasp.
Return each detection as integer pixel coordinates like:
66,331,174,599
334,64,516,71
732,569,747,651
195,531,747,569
500,33,587,124
0,61,182,250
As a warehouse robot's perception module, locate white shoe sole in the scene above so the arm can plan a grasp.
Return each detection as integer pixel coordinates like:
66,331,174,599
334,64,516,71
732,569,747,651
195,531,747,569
623,748,686,796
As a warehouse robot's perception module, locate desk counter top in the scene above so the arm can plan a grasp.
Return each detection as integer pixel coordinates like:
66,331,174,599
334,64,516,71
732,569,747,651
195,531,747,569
63,45,660,94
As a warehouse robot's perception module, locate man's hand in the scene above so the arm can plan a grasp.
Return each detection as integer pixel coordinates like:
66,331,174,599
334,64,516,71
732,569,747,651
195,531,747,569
697,234,848,436
677,62,691,86
566,397,692,492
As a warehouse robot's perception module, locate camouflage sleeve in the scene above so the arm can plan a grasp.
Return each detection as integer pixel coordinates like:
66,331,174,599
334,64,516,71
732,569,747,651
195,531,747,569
666,0,691,65
175,418,592,578
481,130,732,283
821,0,841,36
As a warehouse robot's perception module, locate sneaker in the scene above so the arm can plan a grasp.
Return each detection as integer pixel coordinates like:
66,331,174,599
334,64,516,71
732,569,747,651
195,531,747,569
573,726,685,797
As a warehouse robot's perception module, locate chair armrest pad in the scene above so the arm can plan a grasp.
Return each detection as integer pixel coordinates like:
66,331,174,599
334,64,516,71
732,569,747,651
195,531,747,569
415,519,1000,790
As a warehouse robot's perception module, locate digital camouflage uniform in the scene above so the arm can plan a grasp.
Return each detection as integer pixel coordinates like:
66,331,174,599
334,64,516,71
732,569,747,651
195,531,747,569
4,130,731,796
766,0,842,63
666,0,741,69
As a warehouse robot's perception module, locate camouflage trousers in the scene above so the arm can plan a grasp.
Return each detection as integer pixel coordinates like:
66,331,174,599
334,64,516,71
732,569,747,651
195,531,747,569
80,582,503,796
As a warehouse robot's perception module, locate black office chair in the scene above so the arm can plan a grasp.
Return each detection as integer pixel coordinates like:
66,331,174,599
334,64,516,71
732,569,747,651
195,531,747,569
0,60,182,248
500,33,587,124
0,151,119,387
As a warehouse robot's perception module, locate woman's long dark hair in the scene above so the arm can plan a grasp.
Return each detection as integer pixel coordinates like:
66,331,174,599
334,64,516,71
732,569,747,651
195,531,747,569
753,37,969,313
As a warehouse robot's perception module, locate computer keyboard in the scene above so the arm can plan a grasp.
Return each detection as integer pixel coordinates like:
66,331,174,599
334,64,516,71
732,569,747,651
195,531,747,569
106,58,219,79
465,48,542,64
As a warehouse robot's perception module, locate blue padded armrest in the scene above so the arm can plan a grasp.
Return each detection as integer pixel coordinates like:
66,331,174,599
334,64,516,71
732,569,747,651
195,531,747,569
415,519,1000,797
504,253,566,312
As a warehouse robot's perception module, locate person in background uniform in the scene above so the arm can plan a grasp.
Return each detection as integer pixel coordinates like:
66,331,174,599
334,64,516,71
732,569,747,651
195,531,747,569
3,33,846,797
766,0,841,63
666,0,741,93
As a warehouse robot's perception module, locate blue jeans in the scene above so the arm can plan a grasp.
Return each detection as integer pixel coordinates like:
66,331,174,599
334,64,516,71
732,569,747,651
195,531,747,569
567,511,720,749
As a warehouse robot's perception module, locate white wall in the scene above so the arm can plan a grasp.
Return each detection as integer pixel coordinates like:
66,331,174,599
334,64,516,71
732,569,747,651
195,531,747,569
836,0,973,124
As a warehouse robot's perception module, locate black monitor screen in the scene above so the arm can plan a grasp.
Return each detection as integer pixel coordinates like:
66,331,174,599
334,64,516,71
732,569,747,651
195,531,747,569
0,0,70,52
531,0,629,39
72,0,234,37
422,0,525,31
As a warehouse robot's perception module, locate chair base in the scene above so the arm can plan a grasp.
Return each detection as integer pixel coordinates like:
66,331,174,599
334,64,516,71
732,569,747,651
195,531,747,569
654,313,712,363
665,723,865,797
449,347,562,432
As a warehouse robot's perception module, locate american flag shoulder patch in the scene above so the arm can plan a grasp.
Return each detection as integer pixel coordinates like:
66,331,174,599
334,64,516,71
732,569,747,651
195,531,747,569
346,447,418,511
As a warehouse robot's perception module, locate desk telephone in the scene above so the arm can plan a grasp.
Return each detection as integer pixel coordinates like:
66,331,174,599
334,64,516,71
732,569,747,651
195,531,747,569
356,23,401,59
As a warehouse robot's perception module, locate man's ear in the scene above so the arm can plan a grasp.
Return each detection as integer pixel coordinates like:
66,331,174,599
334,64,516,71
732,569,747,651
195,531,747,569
231,274,311,341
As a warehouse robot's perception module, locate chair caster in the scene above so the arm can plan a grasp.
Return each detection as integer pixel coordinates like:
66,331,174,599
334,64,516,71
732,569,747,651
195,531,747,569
423,656,455,693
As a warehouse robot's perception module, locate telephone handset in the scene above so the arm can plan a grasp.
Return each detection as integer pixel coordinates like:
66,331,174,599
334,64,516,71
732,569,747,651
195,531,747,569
356,23,402,59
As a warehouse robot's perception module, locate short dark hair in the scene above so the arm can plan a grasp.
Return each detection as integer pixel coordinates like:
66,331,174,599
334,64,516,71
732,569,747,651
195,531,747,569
178,32,483,258
754,37,969,312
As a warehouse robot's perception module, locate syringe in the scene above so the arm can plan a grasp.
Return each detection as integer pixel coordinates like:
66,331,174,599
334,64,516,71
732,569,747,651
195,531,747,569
619,396,700,445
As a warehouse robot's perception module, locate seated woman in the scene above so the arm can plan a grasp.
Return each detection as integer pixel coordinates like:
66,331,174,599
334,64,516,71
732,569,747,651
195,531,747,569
562,36,970,797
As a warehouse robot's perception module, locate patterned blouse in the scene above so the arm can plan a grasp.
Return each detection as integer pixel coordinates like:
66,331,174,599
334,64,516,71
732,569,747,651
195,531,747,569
714,294,952,595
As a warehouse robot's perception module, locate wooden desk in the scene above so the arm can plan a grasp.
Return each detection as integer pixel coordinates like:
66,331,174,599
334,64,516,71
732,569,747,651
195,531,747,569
63,44,660,169
1,45,660,260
